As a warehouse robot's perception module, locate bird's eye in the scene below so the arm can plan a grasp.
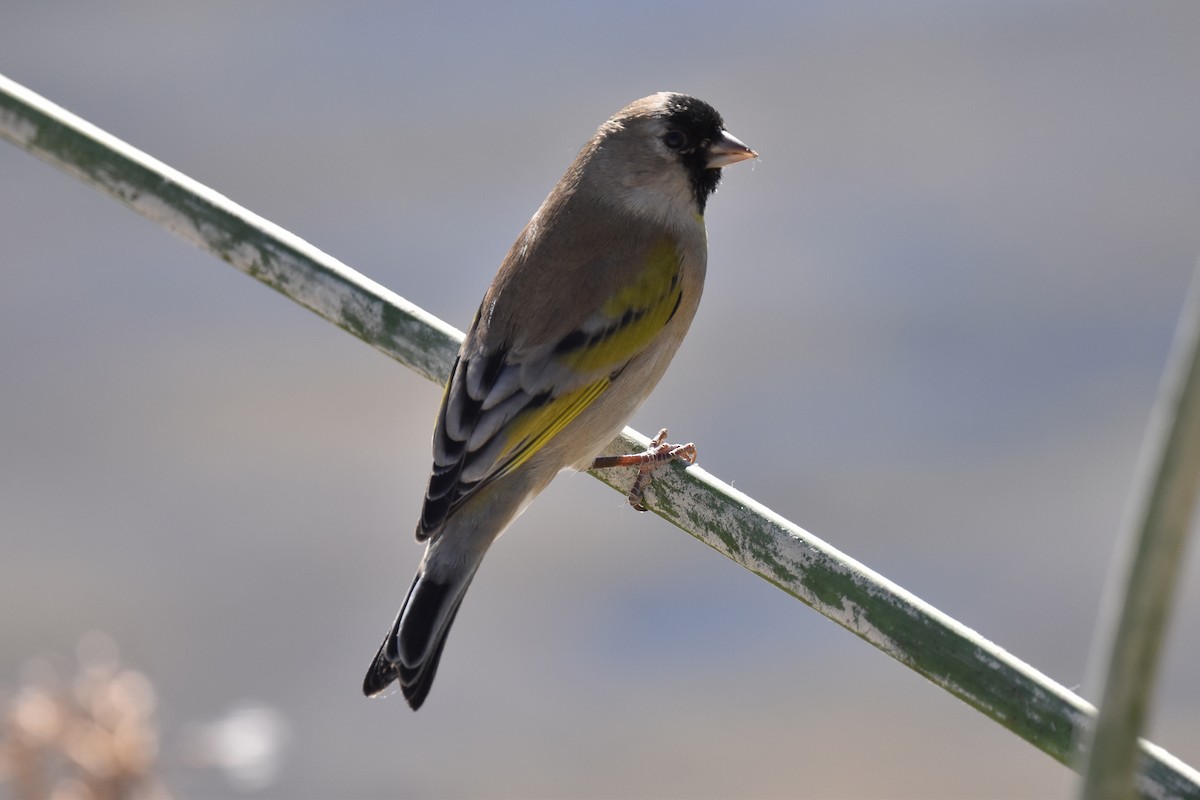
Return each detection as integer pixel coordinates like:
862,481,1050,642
663,130,688,150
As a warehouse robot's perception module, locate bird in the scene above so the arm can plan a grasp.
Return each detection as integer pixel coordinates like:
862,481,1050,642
362,92,756,710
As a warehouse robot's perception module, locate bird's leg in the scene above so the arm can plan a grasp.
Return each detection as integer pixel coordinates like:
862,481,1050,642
590,428,698,512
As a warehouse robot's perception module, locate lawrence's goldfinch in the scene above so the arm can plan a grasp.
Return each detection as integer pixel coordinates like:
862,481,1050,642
363,92,756,710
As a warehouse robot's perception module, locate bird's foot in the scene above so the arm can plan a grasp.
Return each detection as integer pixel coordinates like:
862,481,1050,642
590,428,697,511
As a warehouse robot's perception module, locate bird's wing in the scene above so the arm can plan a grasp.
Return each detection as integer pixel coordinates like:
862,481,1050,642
416,236,685,541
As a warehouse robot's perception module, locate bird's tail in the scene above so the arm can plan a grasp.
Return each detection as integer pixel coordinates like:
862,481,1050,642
362,561,478,710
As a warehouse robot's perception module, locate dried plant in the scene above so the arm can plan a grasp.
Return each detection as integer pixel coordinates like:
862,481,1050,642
0,634,171,800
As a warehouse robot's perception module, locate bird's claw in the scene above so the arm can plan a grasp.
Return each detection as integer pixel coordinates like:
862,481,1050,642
590,428,697,511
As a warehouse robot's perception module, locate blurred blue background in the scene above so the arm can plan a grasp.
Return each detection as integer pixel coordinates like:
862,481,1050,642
3,2,1199,797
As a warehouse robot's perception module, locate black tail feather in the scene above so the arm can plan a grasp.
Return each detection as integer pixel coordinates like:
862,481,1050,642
361,634,402,698
361,574,419,698
361,570,474,711
396,601,463,710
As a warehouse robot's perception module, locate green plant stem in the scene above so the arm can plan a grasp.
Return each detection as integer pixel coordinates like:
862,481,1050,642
1079,264,1200,799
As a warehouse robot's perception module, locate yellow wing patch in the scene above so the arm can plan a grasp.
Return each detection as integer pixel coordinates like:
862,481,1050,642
493,376,611,478
556,237,683,374
478,237,683,482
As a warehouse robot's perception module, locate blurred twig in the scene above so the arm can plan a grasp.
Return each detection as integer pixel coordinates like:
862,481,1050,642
1078,264,1200,798
2,72,1199,797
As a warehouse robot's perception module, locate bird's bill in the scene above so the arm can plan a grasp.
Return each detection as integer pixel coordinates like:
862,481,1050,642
706,131,758,168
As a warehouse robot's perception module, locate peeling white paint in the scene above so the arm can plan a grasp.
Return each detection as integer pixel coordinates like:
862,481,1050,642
0,106,36,145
